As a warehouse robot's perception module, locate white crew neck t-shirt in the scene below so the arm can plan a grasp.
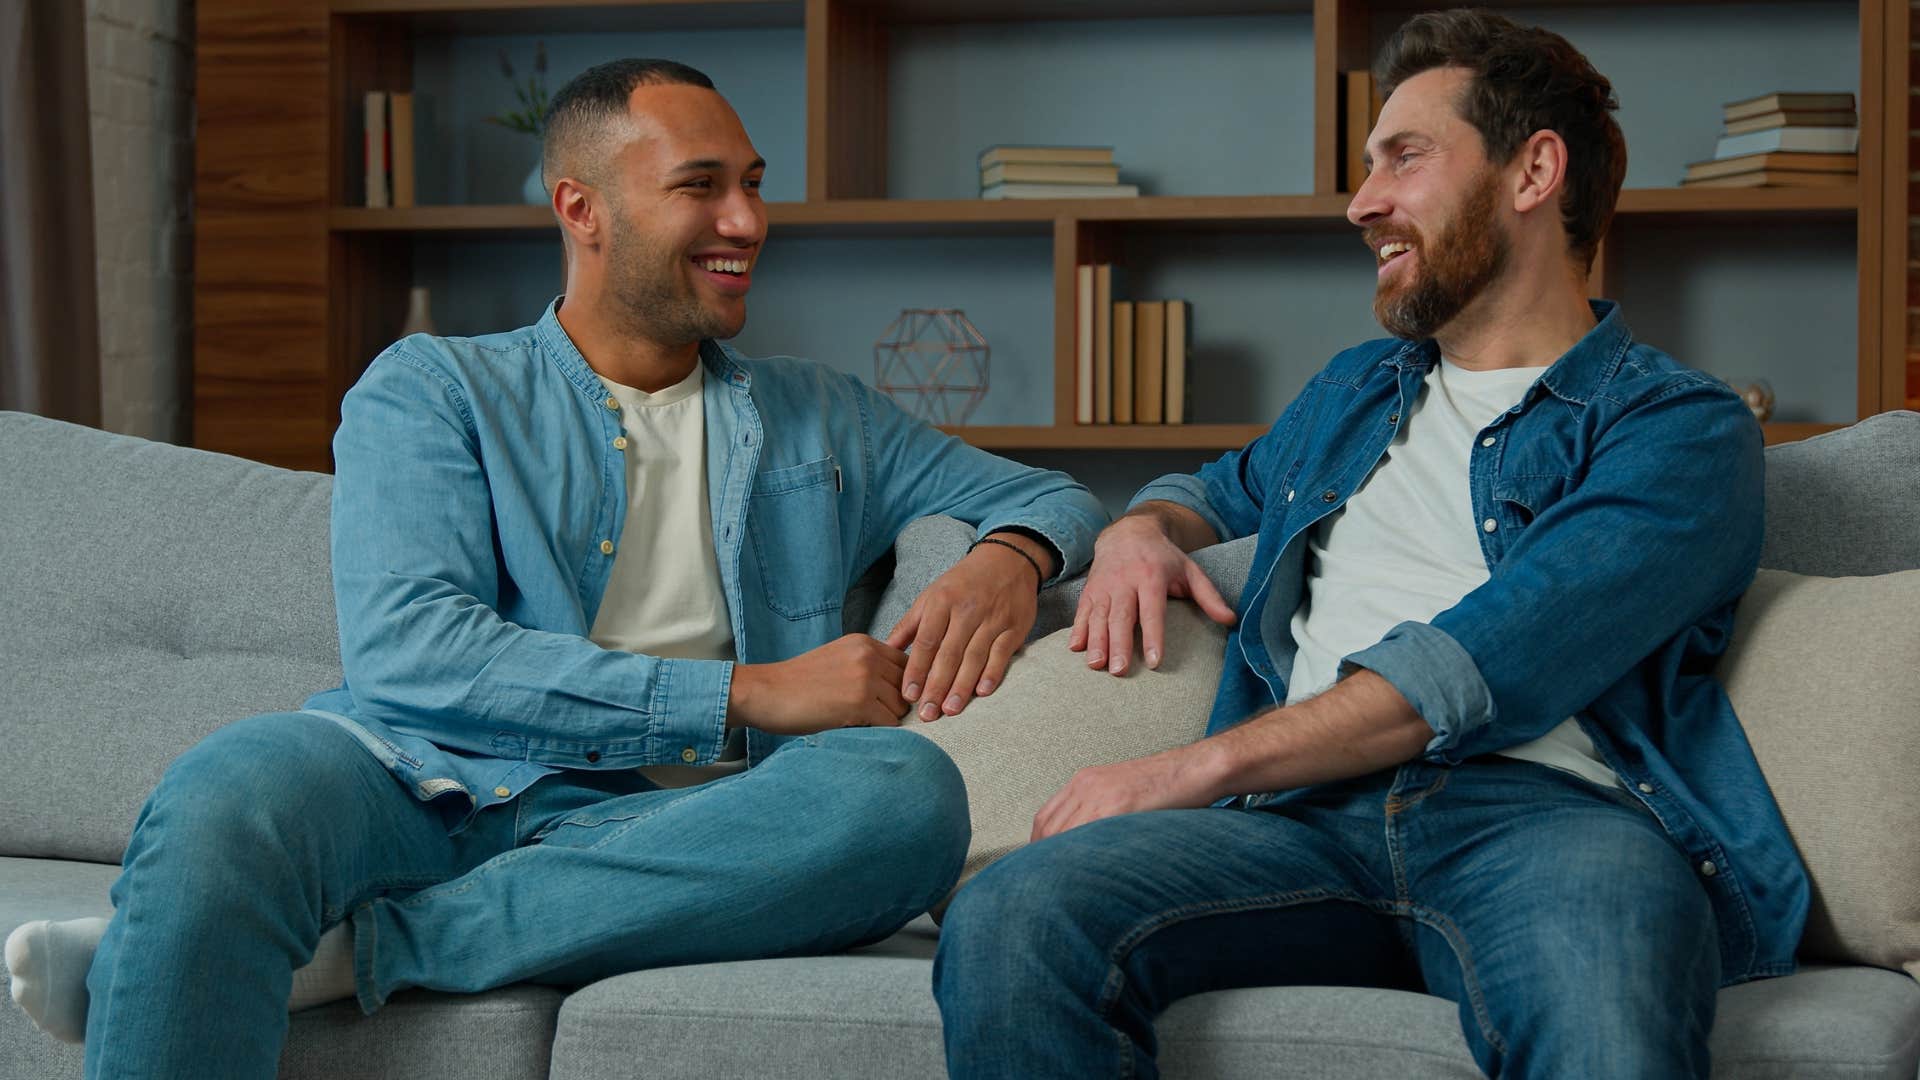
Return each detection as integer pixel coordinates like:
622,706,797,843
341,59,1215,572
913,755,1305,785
1285,357,1620,790
589,364,744,785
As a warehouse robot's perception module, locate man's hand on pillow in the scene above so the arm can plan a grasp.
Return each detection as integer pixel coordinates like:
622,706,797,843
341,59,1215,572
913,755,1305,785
885,532,1050,722
1072,515,1236,676
727,634,912,734
1031,744,1225,841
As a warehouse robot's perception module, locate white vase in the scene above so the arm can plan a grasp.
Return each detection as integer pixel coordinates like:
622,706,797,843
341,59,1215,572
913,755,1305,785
400,286,436,337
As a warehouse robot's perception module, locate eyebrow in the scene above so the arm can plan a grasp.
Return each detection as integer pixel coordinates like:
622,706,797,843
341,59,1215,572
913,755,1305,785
670,157,767,174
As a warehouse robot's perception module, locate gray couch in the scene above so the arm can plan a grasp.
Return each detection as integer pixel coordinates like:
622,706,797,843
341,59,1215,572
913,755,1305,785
4,407,1919,1079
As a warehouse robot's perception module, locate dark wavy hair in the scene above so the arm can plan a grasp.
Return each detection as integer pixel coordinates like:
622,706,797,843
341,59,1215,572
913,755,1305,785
1375,10,1625,271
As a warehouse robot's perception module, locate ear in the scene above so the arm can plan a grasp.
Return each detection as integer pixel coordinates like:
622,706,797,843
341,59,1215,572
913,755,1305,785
1510,129,1569,216
553,176,601,249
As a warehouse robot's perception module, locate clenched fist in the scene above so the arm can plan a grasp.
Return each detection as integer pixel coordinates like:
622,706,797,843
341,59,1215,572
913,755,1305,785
727,634,912,734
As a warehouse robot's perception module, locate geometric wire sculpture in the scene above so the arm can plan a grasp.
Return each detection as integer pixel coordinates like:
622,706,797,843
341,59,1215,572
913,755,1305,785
874,309,991,425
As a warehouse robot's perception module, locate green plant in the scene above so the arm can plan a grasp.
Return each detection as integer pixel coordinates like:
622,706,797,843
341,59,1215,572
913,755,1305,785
486,42,549,136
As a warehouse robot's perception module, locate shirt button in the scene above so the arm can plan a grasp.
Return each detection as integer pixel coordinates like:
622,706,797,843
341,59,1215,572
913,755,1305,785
1699,860,1718,878
1286,490,1295,502
600,539,614,555
680,747,698,763
604,396,619,410
613,436,628,450
585,750,600,763
493,786,511,798
1386,413,1400,424
1321,489,1337,503
1637,782,1654,794
1481,436,1496,447
1482,518,1497,533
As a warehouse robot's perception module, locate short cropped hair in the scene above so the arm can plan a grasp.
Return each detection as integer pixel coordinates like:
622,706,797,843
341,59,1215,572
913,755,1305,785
540,58,716,193
1375,10,1626,270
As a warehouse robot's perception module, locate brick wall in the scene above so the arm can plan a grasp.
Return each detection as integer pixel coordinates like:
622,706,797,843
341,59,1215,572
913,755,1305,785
86,0,193,443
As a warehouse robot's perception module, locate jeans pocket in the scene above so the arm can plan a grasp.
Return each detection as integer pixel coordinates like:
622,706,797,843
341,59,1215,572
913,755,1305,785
747,456,845,620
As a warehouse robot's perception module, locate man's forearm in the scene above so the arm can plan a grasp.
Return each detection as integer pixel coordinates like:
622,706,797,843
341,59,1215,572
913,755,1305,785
1121,500,1220,554
1183,669,1433,801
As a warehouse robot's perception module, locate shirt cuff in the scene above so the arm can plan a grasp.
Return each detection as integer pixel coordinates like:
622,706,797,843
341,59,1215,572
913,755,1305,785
648,657,734,765
1342,621,1495,762
1129,474,1232,545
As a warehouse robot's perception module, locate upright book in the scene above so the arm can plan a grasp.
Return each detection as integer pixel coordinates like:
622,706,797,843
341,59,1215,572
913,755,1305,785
1076,266,1094,424
1112,301,1135,424
363,91,389,209
1092,265,1114,424
1164,300,1192,425
1133,301,1166,425
389,92,415,209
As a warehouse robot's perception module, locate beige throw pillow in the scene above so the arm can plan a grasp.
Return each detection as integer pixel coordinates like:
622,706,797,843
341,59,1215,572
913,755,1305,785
1716,567,1920,976
907,601,1228,911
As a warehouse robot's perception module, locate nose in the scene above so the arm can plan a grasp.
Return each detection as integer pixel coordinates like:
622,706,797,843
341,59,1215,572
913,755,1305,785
717,184,766,245
1347,167,1388,228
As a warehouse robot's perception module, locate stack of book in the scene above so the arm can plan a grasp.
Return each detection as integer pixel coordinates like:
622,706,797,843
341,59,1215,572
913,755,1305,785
1074,264,1192,425
1681,92,1857,189
979,146,1139,200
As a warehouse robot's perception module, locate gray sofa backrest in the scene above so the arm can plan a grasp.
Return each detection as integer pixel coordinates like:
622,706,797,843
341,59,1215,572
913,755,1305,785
4,410,1916,866
1,412,338,864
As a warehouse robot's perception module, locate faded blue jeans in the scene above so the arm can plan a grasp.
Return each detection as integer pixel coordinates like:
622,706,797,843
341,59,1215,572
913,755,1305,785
934,758,1720,1079
84,711,968,1079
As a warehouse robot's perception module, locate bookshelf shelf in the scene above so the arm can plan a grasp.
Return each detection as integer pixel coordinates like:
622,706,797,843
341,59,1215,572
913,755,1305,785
196,0,1907,475
327,187,1861,235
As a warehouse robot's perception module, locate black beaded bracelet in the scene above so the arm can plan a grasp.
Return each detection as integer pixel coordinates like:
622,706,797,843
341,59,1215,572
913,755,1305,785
970,535,1046,592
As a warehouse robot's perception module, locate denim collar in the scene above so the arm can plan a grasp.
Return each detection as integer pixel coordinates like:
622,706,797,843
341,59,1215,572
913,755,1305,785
536,297,753,399
1379,299,1633,407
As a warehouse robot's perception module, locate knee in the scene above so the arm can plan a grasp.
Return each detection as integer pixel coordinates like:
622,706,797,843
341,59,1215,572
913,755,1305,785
134,712,368,857
816,728,970,866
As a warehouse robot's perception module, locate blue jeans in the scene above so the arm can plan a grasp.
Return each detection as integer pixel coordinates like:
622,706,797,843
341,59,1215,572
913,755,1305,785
84,712,967,1079
934,758,1719,1079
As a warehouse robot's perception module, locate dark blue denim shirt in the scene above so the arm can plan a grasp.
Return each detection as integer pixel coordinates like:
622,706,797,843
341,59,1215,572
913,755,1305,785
1132,302,1807,985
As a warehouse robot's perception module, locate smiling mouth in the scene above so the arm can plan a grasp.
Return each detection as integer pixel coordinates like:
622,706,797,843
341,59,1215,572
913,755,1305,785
1376,240,1416,267
693,255,751,277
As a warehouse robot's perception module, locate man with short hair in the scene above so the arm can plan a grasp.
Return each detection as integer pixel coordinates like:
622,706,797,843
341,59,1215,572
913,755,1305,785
933,12,1806,1078
6,58,1105,1078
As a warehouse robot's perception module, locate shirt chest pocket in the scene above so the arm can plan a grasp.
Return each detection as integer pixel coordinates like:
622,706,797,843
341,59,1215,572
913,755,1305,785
1491,473,1572,530
747,456,844,620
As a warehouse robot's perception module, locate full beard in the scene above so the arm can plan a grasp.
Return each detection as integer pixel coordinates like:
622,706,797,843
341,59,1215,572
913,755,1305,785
607,213,747,345
1372,168,1509,341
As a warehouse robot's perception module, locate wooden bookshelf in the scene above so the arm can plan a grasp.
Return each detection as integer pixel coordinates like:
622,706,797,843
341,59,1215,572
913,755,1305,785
196,0,1907,473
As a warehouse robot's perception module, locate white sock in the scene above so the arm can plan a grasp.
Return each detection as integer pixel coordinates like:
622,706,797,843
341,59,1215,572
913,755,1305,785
5,916,358,1045
289,923,355,1012
5,917,108,1044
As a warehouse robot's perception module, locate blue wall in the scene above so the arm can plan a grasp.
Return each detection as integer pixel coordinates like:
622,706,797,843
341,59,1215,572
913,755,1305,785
399,5,1862,514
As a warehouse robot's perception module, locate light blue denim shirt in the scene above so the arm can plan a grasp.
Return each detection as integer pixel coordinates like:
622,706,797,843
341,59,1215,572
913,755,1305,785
305,301,1106,831
1131,302,1808,986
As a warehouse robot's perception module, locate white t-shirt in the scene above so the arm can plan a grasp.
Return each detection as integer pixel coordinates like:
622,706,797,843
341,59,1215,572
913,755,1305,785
1285,358,1620,790
589,364,744,786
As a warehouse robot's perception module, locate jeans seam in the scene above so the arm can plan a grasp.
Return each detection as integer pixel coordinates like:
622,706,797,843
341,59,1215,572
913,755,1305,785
1396,900,1510,1059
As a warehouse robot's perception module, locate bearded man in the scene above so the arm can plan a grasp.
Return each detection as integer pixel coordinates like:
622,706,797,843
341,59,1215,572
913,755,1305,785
4,58,1106,1079
932,11,1805,1079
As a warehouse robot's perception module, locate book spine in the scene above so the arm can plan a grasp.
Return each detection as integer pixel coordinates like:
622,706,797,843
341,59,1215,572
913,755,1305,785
1092,264,1113,424
1165,300,1190,425
363,91,389,209
1076,265,1094,424
1112,301,1135,424
390,92,415,209
1134,301,1166,425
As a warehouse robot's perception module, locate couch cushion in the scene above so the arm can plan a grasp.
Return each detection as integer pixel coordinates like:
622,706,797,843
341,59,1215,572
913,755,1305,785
0,413,342,865
1760,410,1920,575
547,925,1920,1080
0,856,563,1080
1717,568,1920,977
905,609,1222,910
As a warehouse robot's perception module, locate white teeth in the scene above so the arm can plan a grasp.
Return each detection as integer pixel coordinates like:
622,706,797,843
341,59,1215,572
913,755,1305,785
1378,242,1414,260
696,258,748,274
